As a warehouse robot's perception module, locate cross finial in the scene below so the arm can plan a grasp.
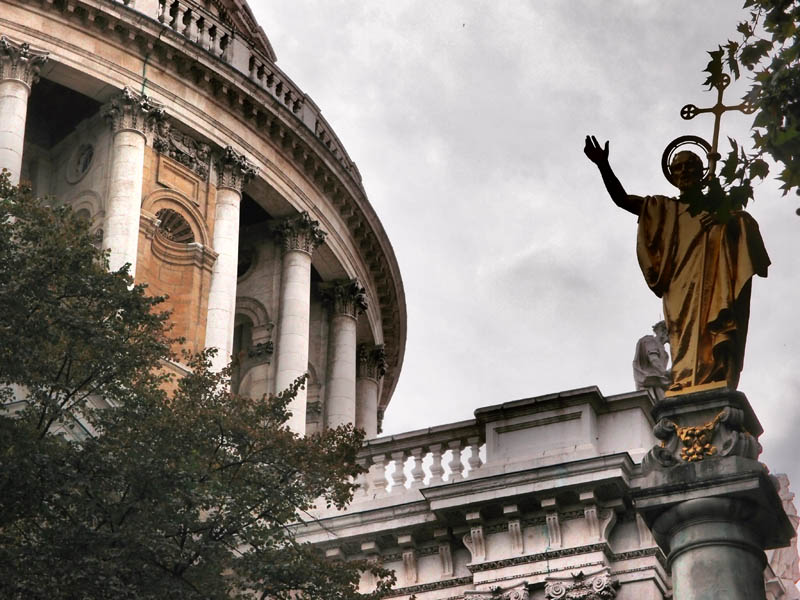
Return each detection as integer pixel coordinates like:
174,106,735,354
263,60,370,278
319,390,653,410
679,73,755,174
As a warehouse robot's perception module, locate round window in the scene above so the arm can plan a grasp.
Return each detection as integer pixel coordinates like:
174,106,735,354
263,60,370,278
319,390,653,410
66,143,94,184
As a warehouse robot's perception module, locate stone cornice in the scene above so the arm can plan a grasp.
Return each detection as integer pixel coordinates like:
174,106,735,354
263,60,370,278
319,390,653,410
5,0,406,413
215,145,256,192
274,211,326,256
0,35,47,87
322,279,367,319
102,87,165,136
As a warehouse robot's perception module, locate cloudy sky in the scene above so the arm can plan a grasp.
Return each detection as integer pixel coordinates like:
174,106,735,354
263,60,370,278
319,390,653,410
252,3,799,482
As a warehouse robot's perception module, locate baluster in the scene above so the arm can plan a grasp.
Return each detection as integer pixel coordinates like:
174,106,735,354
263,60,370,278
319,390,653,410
157,0,167,24
212,26,223,58
447,439,464,482
354,456,369,498
197,18,210,51
409,447,425,488
184,10,198,42
249,55,257,80
429,443,444,485
467,436,483,475
368,453,388,497
390,450,407,492
172,1,185,33
221,33,233,62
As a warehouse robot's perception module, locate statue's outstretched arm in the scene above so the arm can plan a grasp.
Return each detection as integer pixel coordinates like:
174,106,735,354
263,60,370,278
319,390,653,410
584,135,642,216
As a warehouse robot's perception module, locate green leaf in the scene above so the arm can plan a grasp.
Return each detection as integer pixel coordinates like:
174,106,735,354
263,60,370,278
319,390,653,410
749,158,770,179
703,47,725,88
737,21,754,36
720,138,740,184
740,39,773,69
725,40,741,79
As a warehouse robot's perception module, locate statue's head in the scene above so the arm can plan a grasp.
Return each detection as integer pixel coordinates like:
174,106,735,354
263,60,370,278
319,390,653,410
652,320,669,345
670,151,704,191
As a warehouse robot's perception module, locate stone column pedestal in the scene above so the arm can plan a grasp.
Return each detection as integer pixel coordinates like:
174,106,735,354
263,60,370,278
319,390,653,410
101,88,164,275
0,37,48,184
323,280,366,429
633,389,794,600
205,147,255,372
273,212,326,435
356,344,386,438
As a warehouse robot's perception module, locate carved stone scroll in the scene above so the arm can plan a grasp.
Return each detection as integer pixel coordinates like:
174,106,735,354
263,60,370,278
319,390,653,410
642,406,761,472
322,278,367,318
0,36,48,86
274,211,326,256
544,568,619,600
153,121,212,180
357,344,387,380
102,87,164,135
215,145,256,192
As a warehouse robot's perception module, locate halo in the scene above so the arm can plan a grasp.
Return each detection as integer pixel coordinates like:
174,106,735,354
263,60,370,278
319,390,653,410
661,135,712,187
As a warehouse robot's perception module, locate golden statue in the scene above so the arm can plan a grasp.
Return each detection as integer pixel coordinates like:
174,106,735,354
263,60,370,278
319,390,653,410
584,136,770,393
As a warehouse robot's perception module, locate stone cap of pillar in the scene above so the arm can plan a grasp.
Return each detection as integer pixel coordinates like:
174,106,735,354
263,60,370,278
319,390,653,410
322,278,367,318
102,87,165,136
273,211,326,256
357,343,386,381
0,36,48,88
215,145,256,192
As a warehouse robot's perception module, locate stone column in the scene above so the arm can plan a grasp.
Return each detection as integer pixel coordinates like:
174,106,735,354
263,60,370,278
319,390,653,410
323,280,366,429
653,498,768,600
205,147,256,372
273,212,326,435
0,37,48,185
634,389,795,600
101,88,164,275
356,344,386,438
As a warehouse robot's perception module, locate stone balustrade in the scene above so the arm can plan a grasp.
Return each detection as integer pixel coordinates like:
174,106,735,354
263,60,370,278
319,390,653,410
355,420,485,499
247,51,304,114
112,0,360,183
157,0,234,63
298,389,673,599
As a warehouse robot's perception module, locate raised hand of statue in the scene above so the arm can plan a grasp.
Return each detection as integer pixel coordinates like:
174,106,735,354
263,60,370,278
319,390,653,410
584,135,609,166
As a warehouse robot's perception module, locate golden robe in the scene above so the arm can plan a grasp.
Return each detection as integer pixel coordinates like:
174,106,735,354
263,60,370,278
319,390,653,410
635,196,770,390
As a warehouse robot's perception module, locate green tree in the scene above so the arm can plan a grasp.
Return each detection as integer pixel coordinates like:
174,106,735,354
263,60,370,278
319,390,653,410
0,173,394,599
706,0,800,206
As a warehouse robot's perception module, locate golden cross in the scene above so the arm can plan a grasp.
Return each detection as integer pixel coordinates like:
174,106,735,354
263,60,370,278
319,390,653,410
679,73,755,174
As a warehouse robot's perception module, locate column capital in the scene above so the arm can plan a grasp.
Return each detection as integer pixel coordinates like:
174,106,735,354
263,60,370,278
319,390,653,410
102,87,165,136
274,211,326,256
0,36,48,88
215,145,256,192
357,343,386,380
322,279,367,319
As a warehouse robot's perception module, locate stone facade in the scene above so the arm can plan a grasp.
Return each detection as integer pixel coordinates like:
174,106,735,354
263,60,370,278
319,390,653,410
2,0,406,436
2,1,797,599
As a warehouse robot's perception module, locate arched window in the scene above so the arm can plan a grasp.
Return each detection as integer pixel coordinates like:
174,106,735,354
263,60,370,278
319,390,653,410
155,208,195,244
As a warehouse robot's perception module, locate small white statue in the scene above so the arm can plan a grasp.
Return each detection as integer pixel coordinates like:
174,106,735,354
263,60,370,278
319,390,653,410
633,320,671,400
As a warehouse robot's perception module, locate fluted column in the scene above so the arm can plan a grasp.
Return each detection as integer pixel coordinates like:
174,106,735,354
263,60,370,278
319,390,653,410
356,344,386,438
0,37,47,185
323,280,366,429
274,212,326,435
101,88,164,274
205,147,256,372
